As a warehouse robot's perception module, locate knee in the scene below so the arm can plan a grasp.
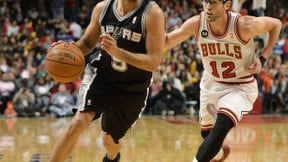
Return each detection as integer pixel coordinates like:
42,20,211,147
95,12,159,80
210,114,234,140
201,130,210,139
215,114,234,132
102,134,121,149
69,116,90,133
102,134,114,148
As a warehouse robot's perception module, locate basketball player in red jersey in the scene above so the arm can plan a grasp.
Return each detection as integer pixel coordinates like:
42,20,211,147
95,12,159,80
165,0,281,161
48,0,165,162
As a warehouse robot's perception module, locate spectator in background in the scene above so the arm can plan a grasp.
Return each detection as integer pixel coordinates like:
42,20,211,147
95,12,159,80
168,71,183,91
13,87,37,117
153,80,185,115
252,0,266,16
271,72,286,113
49,84,75,117
273,34,285,56
42,35,55,50
0,55,10,73
20,17,33,38
15,70,34,90
146,72,163,114
55,20,73,42
7,20,19,37
51,0,65,19
34,76,51,116
0,72,16,115
76,5,90,28
281,34,288,62
65,0,78,21
69,19,82,42
177,64,192,87
27,7,39,23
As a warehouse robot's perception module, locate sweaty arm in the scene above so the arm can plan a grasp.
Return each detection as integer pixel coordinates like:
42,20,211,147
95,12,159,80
112,4,165,72
75,2,105,56
238,16,282,59
164,15,199,50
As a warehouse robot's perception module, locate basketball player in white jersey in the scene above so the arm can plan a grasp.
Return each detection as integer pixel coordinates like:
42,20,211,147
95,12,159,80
165,0,281,161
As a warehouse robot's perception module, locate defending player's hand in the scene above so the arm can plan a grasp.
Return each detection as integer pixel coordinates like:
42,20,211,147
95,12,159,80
245,57,262,74
100,33,119,57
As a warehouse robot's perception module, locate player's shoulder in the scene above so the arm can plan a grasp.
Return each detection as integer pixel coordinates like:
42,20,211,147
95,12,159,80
146,1,163,16
92,0,107,12
191,14,201,22
237,15,256,24
235,15,259,33
145,1,165,23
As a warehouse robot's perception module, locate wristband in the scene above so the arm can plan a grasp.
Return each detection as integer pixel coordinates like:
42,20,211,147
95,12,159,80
259,56,267,67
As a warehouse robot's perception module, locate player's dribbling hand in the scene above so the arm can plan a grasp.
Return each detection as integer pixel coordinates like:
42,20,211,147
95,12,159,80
100,32,119,57
245,57,262,74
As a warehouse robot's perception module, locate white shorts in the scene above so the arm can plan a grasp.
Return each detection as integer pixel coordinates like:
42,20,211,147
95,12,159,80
199,72,258,130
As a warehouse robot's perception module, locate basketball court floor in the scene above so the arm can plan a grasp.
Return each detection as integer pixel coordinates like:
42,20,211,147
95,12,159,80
0,114,287,162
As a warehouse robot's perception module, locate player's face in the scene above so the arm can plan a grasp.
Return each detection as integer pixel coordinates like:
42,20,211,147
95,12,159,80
202,0,226,22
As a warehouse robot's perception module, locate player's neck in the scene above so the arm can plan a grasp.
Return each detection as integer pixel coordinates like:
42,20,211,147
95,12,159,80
117,0,141,16
209,12,229,35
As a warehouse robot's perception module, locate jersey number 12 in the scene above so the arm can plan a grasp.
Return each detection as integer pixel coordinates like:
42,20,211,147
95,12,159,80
210,61,236,78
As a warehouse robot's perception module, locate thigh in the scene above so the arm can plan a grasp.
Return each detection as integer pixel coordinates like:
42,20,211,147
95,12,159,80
217,83,258,125
200,80,258,128
75,64,106,118
101,90,148,142
72,110,97,127
199,92,218,130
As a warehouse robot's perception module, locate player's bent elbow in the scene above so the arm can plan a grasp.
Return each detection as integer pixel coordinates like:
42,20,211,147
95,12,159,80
275,19,282,28
148,62,161,72
268,18,282,29
149,66,158,72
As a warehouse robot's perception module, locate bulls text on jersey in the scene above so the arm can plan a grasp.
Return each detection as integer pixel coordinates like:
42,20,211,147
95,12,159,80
200,43,242,59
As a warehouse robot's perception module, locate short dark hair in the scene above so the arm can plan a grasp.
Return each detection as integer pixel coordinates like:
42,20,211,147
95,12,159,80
222,0,232,3
205,0,231,3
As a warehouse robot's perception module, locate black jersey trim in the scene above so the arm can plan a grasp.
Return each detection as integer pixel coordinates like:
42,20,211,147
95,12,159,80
141,1,153,37
99,0,112,25
112,0,144,22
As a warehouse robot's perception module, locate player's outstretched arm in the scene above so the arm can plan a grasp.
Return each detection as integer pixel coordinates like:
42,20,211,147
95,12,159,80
76,1,105,56
164,15,199,50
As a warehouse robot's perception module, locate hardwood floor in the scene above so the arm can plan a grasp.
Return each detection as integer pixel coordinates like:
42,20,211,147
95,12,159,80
0,115,287,162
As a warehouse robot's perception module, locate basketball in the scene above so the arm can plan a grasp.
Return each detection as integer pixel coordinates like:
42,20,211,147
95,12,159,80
45,42,85,83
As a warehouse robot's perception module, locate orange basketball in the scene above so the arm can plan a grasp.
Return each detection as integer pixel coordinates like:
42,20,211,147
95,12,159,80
45,42,85,83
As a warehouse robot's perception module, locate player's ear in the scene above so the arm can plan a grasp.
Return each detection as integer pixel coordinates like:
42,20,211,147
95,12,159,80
224,0,232,11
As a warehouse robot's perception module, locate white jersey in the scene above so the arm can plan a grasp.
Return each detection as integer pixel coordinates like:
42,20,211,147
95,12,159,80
196,11,255,83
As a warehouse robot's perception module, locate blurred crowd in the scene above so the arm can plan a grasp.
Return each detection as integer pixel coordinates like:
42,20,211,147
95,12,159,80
0,0,288,118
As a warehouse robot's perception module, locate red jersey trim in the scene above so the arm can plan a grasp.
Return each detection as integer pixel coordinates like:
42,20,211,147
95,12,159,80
235,15,248,45
239,75,253,79
200,124,214,130
218,107,239,126
216,78,255,85
201,127,213,131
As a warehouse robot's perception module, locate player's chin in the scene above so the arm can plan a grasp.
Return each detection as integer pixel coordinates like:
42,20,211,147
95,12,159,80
206,17,215,22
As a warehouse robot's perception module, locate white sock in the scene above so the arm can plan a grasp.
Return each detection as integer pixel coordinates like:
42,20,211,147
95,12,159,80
192,157,198,162
213,147,224,160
